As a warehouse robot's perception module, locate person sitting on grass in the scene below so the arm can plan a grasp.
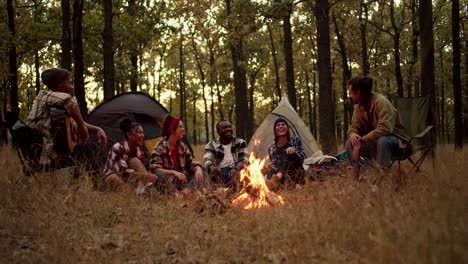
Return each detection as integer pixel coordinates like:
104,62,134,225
203,120,248,189
346,76,410,188
27,68,107,171
150,115,204,196
267,117,306,190
103,118,158,193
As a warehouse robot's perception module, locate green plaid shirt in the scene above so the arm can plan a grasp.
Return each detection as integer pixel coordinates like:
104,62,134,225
26,90,76,166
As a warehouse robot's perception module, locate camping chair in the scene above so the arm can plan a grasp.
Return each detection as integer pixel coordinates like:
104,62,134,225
5,112,43,176
390,96,435,175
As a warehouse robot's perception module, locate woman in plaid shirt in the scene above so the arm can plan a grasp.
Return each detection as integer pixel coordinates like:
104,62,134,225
103,118,158,192
267,117,306,190
150,115,204,194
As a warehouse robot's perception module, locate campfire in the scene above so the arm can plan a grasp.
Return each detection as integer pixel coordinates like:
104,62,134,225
232,153,284,209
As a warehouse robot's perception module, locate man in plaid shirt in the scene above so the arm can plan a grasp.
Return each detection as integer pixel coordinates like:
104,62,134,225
26,68,107,169
204,120,248,187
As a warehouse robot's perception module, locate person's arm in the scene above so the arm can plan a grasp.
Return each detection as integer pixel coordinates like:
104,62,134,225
69,105,89,144
293,137,306,161
150,143,186,182
267,145,278,172
362,99,395,142
234,139,248,171
348,105,363,146
203,141,217,174
85,122,107,148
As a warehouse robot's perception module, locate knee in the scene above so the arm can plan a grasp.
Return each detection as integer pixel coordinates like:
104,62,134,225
377,137,392,149
128,157,144,169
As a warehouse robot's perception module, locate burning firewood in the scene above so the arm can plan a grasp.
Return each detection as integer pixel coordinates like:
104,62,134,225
231,153,284,209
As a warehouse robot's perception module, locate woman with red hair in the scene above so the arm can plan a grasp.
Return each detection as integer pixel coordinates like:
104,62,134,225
150,115,204,194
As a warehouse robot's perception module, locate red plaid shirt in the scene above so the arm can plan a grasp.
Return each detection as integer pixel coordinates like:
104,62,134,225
150,138,201,176
103,140,146,176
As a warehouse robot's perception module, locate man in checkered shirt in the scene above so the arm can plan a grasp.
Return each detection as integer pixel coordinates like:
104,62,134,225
26,68,107,169
203,120,248,188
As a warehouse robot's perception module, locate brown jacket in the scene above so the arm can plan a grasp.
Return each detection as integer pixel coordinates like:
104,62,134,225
348,92,410,142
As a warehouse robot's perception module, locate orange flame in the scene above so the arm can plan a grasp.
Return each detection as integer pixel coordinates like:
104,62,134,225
232,153,284,209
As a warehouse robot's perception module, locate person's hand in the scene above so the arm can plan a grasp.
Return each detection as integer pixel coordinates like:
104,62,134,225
285,147,296,155
175,171,187,183
210,165,220,177
96,127,107,149
229,168,238,179
194,167,203,184
77,125,89,145
349,132,362,147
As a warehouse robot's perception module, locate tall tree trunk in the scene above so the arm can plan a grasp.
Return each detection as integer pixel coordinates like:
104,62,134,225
464,21,468,143
282,4,297,110
332,14,351,138
7,0,19,119
439,50,445,142
304,69,313,132
61,0,72,70
33,0,41,95
267,23,281,105
247,67,262,141
208,42,217,140
192,37,209,143
359,0,370,76
390,0,404,96
226,0,248,139
409,0,419,97
312,64,318,137
73,0,87,116
35,51,40,95
419,0,435,128
103,0,115,100
452,0,462,149
192,91,198,145
128,0,138,92
315,0,337,154
179,32,186,122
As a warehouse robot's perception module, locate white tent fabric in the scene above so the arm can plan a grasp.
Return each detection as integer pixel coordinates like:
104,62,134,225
248,97,321,161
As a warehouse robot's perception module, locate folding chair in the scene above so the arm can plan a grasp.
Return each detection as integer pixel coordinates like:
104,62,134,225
391,96,435,175
5,112,43,176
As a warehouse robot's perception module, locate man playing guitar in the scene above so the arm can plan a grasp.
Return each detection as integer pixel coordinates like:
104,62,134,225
26,68,107,170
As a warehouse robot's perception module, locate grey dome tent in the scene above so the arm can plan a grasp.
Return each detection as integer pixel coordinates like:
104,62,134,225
86,92,192,160
248,97,321,160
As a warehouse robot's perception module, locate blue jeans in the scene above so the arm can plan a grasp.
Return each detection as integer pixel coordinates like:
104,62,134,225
345,135,400,169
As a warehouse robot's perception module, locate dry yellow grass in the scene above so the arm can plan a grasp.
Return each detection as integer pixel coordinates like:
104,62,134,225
0,144,467,263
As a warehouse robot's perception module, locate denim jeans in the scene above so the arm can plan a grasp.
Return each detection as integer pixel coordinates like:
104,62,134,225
345,135,400,169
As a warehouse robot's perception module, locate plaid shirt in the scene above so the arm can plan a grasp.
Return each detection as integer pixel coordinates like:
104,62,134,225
150,138,201,176
203,137,248,172
102,140,146,176
268,137,306,172
26,90,76,166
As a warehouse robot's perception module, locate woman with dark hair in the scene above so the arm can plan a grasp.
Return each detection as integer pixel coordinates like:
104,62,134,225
102,118,158,192
267,117,306,190
150,115,204,194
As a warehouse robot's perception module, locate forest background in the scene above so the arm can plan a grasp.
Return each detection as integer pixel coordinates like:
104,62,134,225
1,0,466,154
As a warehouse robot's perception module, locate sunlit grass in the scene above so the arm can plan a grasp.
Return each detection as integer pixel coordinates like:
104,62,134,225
0,145,466,262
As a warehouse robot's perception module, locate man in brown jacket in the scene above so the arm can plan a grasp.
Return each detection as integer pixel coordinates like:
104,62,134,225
346,76,409,187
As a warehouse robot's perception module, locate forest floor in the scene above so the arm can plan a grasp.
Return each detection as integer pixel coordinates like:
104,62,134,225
0,145,466,263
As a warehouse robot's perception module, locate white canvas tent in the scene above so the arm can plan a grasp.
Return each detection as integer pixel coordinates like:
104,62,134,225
248,97,321,160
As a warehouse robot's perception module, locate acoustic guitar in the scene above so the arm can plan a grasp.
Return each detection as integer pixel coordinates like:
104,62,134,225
50,107,77,155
